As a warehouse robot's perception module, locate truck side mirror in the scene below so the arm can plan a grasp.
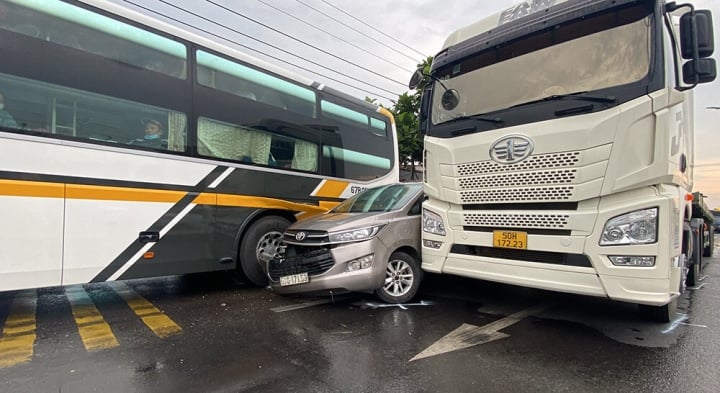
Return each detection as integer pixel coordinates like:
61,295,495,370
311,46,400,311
682,58,717,84
409,67,426,90
418,86,431,135
679,9,717,85
680,10,714,59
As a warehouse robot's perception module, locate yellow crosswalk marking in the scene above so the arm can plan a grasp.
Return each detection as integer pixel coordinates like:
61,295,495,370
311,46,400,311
111,282,182,338
65,286,119,351
0,291,38,368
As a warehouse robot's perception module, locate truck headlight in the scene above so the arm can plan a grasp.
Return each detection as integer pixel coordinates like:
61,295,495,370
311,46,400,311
423,208,446,236
600,208,657,246
329,225,383,243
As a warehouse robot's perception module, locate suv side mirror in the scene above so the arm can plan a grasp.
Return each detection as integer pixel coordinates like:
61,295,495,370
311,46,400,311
679,9,716,86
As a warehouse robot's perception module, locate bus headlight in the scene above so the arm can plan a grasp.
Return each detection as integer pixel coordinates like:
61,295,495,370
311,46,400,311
600,208,658,246
329,225,383,243
423,209,446,236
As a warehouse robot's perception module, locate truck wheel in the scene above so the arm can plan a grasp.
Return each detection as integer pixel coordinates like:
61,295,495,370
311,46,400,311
686,227,702,287
703,227,714,257
375,251,423,304
239,216,290,287
638,298,677,323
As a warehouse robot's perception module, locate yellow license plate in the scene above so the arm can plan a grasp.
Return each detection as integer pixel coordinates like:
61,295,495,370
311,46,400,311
492,230,528,250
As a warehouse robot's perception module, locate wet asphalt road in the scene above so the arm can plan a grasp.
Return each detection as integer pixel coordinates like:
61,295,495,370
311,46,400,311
1,244,719,393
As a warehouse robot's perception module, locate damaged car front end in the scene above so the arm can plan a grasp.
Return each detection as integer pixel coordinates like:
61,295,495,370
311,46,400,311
268,183,424,303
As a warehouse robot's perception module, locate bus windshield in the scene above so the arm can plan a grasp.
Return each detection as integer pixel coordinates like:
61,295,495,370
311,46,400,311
431,11,652,126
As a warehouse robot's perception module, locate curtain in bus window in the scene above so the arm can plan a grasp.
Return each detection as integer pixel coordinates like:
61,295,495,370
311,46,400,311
167,112,186,152
291,140,317,172
197,117,271,165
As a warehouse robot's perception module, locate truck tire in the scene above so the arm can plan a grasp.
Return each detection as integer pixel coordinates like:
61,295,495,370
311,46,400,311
686,225,702,287
239,216,290,287
703,227,714,257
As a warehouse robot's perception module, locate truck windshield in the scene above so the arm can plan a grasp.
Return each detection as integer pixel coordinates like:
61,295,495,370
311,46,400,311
431,11,652,126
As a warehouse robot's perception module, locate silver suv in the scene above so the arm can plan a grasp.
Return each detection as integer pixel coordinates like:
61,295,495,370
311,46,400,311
268,183,424,303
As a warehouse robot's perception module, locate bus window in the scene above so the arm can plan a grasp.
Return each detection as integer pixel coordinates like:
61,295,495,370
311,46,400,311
0,72,187,152
0,0,187,79
196,50,316,118
198,117,318,171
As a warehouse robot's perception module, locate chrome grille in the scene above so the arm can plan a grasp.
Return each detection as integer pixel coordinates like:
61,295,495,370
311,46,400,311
459,169,577,189
457,152,581,176
460,186,575,203
463,213,570,229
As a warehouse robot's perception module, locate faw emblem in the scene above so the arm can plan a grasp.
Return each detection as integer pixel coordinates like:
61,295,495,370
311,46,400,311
489,135,534,164
499,0,557,25
295,232,306,241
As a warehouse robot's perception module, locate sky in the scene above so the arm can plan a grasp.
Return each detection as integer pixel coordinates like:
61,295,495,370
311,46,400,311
108,0,720,208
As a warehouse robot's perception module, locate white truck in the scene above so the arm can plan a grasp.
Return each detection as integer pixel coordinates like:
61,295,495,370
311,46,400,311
410,0,716,321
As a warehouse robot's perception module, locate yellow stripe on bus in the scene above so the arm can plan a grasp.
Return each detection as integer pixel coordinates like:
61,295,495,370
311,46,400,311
1,179,333,214
378,106,396,125
0,179,64,198
313,180,348,198
214,194,327,215
65,286,119,351
66,185,186,203
0,291,38,368
111,282,181,338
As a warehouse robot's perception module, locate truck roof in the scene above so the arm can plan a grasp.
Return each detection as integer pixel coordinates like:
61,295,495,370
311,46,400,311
440,0,571,51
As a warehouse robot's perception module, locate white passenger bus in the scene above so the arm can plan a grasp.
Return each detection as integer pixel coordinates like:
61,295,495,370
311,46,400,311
0,0,399,291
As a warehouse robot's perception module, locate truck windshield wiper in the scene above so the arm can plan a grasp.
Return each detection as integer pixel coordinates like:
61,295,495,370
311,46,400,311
442,114,504,125
512,93,617,109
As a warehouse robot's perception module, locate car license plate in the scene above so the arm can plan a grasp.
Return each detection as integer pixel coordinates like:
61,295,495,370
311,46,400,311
279,272,309,286
492,230,527,250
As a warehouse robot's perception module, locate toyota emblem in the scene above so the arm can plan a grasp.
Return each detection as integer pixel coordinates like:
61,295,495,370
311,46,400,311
295,232,306,241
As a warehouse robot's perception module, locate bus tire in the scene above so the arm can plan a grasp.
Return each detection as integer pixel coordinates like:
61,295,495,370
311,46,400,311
239,216,290,287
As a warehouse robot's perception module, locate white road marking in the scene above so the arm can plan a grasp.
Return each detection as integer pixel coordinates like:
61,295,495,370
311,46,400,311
410,304,546,362
353,300,435,310
687,283,707,290
270,299,332,312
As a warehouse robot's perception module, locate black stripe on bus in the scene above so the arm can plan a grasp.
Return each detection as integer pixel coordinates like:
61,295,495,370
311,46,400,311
90,166,229,282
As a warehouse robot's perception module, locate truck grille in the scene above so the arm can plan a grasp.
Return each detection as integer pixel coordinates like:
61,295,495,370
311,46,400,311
463,213,570,229
459,169,577,188
268,246,334,280
457,152,580,176
460,186,575,203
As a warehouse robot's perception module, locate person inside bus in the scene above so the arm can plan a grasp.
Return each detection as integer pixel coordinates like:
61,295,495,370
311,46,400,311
129,119,166,149
0,90,19,129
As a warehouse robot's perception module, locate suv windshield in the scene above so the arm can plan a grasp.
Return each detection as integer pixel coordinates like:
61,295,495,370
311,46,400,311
331,183,422,213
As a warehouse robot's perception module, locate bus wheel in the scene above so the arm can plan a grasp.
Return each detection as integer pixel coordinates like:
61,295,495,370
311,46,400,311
240,216,290,287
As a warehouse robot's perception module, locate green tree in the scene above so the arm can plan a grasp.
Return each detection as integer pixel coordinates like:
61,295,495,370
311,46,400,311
389,56,432,181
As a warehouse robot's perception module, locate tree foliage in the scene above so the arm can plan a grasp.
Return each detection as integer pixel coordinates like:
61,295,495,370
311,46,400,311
365,57,432,181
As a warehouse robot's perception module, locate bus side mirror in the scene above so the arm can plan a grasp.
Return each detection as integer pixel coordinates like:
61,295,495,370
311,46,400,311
679,10,716,85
